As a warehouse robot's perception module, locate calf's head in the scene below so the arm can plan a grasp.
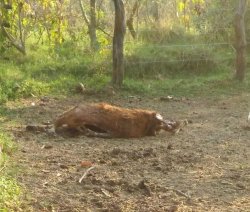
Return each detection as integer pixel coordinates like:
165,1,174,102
152,113,180,133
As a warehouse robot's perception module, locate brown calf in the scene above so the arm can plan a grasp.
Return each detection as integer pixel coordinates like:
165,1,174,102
54,103,180,138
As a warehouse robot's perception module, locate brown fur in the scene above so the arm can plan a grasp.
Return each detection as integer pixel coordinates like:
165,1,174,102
54,103,172,138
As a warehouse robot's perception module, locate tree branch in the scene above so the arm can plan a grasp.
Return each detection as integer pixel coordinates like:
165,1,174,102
1,26,26,55
18,3,25,53
97,26,112,37
127,0,140,39
79,0,90,27
0,2,26,55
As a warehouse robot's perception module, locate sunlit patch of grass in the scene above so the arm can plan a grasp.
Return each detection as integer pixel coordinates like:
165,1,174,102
123,70,250,97
0,133,21,210
16,79,51,98
0,176,21,210
124,44,230,79
0,133,17,165
0,46,111,103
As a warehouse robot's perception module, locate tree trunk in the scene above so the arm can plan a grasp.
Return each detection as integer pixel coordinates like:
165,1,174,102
112,0,126,87
127,0,140,39
89,0,99,50
79,0,99,51
234,0,247,81
152,1,159,21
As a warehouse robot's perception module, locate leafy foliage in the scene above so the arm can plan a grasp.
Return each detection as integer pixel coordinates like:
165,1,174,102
0,176,21,210
0,0,247,101
0,132,20,210
0,132,17,165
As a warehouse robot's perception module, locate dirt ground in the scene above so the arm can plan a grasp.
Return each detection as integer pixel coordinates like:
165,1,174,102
5,93,250,211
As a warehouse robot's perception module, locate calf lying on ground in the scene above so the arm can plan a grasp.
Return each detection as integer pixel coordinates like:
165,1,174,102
54,103,182,138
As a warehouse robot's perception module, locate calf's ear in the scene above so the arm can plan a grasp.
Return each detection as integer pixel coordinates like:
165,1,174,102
155,113,163,121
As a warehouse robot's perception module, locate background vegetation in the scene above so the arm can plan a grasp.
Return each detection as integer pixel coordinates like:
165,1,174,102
0,0,249,102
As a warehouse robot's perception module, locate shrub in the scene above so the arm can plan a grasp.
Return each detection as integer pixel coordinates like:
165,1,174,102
125,43,219,78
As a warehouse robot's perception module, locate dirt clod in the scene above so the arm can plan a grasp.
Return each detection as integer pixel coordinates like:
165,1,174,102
167,205,178,212
138,180,152,196
59,164,69,169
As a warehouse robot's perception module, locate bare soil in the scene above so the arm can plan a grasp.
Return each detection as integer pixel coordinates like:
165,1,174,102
6,93,250,211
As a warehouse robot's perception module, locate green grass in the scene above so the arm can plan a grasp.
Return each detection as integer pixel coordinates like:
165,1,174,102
122,70,250,97
0,176,21,211
1,39,248,103
0,133,21,211
0,26,248,103
0,40,114,103
0,133,17,166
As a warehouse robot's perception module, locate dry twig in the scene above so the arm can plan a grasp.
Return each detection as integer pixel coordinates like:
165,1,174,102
0,164,6,173
101,188,112,197
173,189,191,199
79,166,95,183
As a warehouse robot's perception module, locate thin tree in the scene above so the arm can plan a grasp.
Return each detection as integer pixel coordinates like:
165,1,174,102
112,0,126,87
0,2,26,55
127,0,140,39
152,0,159,21
79,0,99,51
234,0,247,81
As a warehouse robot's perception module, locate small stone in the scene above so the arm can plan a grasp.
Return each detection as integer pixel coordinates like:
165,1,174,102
59,164,69,169
138,180,151,196
75,83,86,93
167,144,174,150
110,147,122,156
167,205,178,212
160,96,173,101
143,148,154,157
42,182,49,187
42,121,51,125
155,166,162,171
236,183,246,189
40,96,50,102
98,159,106,164
111,160,118,166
